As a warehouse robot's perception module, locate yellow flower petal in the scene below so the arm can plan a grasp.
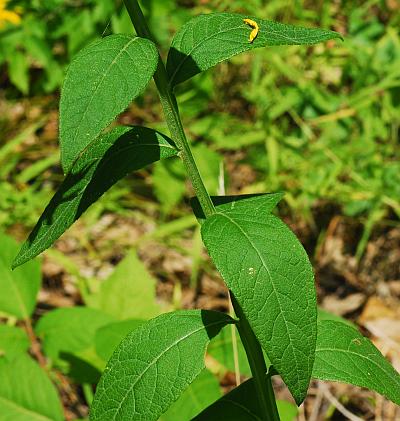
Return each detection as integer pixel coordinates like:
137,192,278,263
0,9,21,26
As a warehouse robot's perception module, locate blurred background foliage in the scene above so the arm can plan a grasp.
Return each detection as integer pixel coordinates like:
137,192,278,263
1,1,400,418
1,0,399,259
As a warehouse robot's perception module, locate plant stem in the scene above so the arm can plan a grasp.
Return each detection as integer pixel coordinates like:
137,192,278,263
123,2,279,417
231,293,280,421
123,0,215,218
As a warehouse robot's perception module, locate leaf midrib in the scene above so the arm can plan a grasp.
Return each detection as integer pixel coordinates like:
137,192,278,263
220,397,262,420
111,318,229,420
65,36,140,165
0,261,28,319
316,347,400,386
16,142,175,264
215,211,303,387
169,20,244,86
0,395,55,421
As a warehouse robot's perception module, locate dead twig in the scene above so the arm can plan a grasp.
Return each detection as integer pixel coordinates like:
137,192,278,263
320,383,364,421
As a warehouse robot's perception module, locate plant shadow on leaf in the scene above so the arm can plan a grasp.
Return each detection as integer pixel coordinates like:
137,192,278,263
167,47,202,88
200,309,233,340
191,193,283,222
13,126,177,268
60,352,102,384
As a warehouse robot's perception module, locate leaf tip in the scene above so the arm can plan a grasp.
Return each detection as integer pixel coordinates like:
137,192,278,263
11,253,24,270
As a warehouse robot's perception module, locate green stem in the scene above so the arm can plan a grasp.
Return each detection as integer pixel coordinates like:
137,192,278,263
123,0,216,218
231,293,280,421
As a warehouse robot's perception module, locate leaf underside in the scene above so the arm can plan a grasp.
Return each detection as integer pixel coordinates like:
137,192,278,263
60,34,158,172
13,126,177,268
193,376,297,421
167,13,342,86
200,194,317,404
90,310,232,421
314,320,400,406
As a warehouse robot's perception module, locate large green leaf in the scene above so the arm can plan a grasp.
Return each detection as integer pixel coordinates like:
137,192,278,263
0,355,64,421
95,319,145,362
0,232,41,319
0,325,30,361
13,126,177,268
60,34,158,172
88,250,161,320
167,13,342,86
90,310,232,421
200,194,317,404
313,320,400,405
35,307,113,361
160,369,221,421
193,376,297,421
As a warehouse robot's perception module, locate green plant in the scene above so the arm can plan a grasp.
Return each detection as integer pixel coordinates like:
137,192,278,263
12,2,400,421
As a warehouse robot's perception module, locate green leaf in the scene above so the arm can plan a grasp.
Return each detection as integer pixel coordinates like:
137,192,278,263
8,51,29,94
0,232,41,319
167,13,342,86
193,376,297,421
192,144,221,195
200,194,317,404
60,34,158,172
160,369,221,421
88,250,161,320
95,319,145,362
13,126,177,268
208,325,252,376
0,325,30,361
35,307,113,361
153,158,187,215
313,320,400,406
0,355,64,421
90,310,232,421
317,308,354,327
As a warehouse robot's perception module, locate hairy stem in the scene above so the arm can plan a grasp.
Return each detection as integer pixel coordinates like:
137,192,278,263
231,293,280,421
123,0,215,218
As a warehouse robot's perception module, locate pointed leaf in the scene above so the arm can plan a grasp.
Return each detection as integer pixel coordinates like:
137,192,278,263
193,377,297,421
60,34,158,172
90,310,233,421
0,233,41,319
13,126,177,268
0,355,64,421
201,195,316,404
167,13,342,86
89,250,161,320
313,320,400,406
35,307,114,361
